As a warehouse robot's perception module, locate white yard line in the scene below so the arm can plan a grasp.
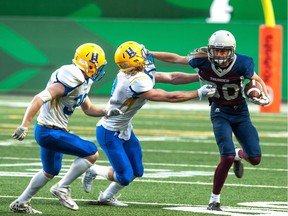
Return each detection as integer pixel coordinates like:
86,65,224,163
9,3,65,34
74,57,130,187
1,98,287,113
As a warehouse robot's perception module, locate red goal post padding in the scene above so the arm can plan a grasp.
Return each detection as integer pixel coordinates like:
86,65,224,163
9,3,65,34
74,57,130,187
259,25,283,113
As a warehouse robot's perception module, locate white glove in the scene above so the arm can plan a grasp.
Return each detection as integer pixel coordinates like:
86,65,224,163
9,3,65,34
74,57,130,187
12,126,28,141
198,84,216,99
106,108,124,118
141,45,150,58
249,93,270,106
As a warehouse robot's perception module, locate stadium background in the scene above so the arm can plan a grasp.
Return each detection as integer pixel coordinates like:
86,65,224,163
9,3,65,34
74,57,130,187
0,0,287,100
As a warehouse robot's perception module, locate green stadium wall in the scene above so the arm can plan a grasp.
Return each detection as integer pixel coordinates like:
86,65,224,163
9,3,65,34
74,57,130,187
0,0,287,100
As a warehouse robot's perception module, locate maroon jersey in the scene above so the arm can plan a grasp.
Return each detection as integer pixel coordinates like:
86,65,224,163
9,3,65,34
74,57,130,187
189,52,255,106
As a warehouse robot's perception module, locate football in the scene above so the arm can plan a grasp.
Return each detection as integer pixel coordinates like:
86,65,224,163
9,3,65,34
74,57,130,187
244,80,263,99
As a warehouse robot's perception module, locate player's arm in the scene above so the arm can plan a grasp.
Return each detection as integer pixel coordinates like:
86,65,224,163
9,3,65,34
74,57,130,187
248,73,270,106
151,52,189,64
22,83,65,128
155,72,199,84
81,96,106,117
81,97,123,118
138,85,216,102
250,73,268,97
12,82,65,140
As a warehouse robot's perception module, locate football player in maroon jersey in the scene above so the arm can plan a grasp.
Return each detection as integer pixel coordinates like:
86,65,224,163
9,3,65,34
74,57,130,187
151,30,270,211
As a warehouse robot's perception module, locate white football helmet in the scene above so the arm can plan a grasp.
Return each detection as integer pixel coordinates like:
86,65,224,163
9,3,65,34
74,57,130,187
208,30,236,67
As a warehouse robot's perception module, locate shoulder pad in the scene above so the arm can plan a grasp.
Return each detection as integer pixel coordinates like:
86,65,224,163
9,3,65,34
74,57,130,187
56,64,85,88
130,74,153,93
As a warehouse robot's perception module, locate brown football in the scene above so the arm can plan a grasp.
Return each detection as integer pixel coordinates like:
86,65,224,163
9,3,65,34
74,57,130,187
244,80,263,99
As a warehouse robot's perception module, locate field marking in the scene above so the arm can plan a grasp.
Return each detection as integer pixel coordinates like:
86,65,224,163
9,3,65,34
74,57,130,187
0,171,286,189
1,195,287,216
2,99,288,113
1,136,287,148
134,179,288,189
0,135,287,157
142,149,288,158
1,126,287,138
0,157,287,172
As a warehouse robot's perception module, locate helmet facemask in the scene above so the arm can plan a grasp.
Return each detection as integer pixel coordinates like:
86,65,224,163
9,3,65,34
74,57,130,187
208,46,234,67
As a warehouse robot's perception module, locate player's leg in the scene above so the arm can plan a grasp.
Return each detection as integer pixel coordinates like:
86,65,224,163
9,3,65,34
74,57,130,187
51,131,98,210
233,118,261,165
9,168,50,214
95,126,134,185
9,124,62,214
35,125,98,210
82,126,118,193
90,130,144,207
123,130,144,178
208,108,236,211
89,125,132,206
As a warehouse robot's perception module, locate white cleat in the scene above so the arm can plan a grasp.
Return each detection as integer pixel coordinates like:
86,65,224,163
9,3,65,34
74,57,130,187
94,192,128,207
50,184,79,210
82,168,96,193
9,200,42,214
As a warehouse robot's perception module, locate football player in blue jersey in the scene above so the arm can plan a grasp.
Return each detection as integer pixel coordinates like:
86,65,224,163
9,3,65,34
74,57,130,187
81,41,216,206
150,30,270,211
9,43,122,214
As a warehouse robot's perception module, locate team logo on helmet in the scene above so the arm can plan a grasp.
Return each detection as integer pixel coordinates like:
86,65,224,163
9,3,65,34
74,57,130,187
90,52,99,63
125,47,137,58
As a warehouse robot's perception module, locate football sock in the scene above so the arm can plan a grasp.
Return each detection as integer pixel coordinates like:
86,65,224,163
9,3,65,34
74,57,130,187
57,158,92,188
91,164,111,180
102,182,124,199
238,149,245,159
212,156,234,194
18,170,51,203
209,193,220,203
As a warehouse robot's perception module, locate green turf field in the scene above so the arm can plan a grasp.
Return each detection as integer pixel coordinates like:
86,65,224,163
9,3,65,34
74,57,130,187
0,95,287,216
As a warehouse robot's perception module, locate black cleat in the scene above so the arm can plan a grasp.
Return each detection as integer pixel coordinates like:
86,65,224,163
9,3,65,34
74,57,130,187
233,160,244,178
207,202,222,211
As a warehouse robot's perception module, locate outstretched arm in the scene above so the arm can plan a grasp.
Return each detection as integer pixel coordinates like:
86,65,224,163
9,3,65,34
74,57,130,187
139,85,216,102
155,72,199,84
151,52,189,64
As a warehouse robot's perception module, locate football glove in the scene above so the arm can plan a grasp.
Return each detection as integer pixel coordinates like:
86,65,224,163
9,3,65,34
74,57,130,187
249,93,270,106
12,126,28,141
105,108,124,118
141,45,150,58
198,84,216,99
145,53,155,65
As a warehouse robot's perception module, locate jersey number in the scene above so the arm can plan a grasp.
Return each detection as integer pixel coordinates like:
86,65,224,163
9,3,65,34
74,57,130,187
208,82,241,100
63,93,88,116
